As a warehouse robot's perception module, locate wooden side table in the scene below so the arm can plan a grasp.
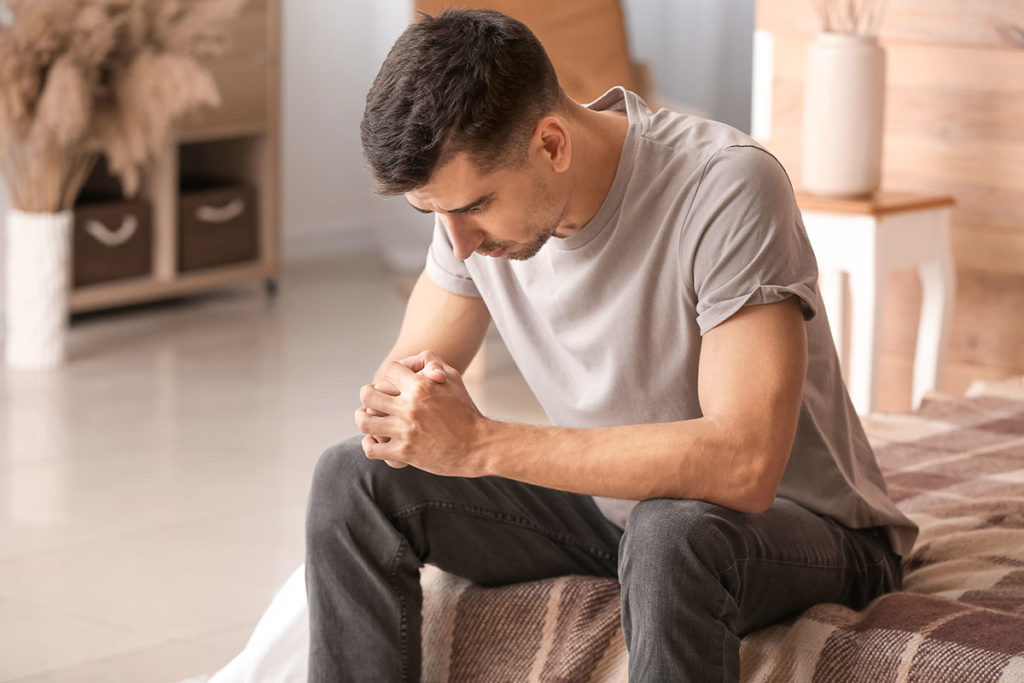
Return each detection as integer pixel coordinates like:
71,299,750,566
796,192,957,414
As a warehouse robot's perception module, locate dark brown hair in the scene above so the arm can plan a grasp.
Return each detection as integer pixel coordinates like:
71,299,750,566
360,9,562,195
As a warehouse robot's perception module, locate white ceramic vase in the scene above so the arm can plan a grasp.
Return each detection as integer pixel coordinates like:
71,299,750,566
802,32,886,197
4,209,72,369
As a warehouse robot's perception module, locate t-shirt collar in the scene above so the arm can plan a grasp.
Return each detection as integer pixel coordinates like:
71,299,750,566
552,86,641,251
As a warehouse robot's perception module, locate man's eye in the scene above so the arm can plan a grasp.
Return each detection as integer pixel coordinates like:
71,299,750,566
468,205,484,216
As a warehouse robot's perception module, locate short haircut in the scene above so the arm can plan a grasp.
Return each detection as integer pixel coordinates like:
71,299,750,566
360,8,563,195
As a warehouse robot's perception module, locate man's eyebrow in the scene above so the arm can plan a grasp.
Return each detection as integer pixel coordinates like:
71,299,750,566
406,194,493,215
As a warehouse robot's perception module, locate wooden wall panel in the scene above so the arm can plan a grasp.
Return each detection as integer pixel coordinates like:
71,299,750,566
877,354,1017,413
757,0,1024,50
757,4,1024,411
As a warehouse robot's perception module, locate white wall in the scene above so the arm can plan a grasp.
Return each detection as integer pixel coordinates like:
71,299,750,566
283,0,435,272
0,184,6,330
364,0,438,273
280,0,381,260
621,0,755,132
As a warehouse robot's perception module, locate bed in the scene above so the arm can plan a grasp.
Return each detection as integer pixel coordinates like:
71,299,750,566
207,377,1024,682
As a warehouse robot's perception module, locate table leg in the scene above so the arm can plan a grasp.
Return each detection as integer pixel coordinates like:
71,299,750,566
818,269,849,378
848,266,885,414
913,211,956,409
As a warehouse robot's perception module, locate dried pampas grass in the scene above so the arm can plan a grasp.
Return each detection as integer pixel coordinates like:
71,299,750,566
0,0,248,213
813,0,888,36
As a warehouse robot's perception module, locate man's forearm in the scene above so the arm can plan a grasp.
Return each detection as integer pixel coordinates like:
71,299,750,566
358,302,805,513
474,417,785,514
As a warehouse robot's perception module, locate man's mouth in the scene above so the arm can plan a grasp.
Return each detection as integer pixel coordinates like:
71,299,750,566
481,245,509,258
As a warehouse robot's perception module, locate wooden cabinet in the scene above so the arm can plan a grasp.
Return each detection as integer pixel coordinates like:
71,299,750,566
72,197,153,288
70,0,281,313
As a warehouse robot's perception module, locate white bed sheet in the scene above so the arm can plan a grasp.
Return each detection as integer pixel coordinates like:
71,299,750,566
208,564,309,683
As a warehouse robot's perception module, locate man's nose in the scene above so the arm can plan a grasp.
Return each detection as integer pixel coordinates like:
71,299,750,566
444,216,485,260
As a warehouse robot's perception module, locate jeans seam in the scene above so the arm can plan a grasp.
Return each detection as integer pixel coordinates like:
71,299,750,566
716,587,730,682
718,553,889,577
387,536,409,682
386,499,617,563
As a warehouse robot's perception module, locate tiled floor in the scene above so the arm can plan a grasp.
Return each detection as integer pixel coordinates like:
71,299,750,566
0,250,545,682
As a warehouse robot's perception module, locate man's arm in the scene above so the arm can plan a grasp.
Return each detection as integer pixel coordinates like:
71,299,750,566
357,296,807,514
373,269,491,383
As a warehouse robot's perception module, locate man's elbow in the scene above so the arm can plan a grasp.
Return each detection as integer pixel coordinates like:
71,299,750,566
728,447,789,514
737,484,778,515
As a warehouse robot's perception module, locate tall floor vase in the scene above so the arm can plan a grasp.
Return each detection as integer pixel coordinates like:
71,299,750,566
4,209,72,369
802,32,886,197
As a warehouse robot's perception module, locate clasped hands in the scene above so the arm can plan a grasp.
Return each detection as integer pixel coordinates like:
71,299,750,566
354,350,488,477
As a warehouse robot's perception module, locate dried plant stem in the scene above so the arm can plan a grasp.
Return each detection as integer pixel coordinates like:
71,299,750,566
60,153,98,211
814,0,887,36
1,144,98,213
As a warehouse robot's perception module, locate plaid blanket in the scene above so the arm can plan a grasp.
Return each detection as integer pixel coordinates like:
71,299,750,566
420,380,1024,682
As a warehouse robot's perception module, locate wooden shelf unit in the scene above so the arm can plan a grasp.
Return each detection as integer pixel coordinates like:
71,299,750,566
69,0,281,314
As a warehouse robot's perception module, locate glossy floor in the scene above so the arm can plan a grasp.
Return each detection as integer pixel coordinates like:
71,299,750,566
0,251,545,682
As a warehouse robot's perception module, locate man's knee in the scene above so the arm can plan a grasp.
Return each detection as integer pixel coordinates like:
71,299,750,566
306,436,378,536
309,435,370,496
620,499,745,582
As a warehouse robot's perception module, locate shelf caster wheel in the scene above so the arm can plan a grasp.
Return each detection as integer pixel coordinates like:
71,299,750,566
264,278,279,297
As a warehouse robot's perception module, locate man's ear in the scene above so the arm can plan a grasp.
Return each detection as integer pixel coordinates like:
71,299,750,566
534,116,571,173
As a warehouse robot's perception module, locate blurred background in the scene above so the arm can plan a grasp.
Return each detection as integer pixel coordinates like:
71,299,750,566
2,0,1022,680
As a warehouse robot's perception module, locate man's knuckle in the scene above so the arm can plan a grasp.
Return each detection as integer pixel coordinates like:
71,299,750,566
407,382,427,401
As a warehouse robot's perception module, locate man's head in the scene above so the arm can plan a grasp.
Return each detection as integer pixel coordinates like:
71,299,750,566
361,8,562,194
361,9,571,261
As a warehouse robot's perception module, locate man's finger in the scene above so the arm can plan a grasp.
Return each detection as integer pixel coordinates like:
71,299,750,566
361,383,400,412
423,360,448,382
354,405,393,437
361,435,409,468
361,385,400,415
380,360,420,389
399,352,448,384
398,354,427,373
373,378,401,397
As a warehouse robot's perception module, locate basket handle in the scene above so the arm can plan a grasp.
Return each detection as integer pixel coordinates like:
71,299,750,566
85,215,138,248
196,198,245,224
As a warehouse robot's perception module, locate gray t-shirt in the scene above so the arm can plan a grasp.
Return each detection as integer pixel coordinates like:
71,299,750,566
425,87,917,557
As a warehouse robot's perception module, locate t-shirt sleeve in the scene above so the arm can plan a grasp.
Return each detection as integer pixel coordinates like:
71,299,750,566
689,145,818,335
424,216,481,298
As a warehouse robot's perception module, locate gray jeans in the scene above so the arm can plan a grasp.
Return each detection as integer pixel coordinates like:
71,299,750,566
305,437,901,682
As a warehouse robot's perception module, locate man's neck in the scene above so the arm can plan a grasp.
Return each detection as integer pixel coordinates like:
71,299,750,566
555,100,630,237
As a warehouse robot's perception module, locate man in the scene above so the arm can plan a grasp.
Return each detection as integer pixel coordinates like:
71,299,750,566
306,8,916,681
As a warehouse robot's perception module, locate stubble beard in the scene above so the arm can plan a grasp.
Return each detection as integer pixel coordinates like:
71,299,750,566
505,223,558,260
477,220,558,261
484,183,564,261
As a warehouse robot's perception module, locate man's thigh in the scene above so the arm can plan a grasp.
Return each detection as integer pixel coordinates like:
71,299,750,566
621,496,900,634
309,436,624,586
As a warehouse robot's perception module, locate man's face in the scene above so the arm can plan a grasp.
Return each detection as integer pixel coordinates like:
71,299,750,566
405,151,568,261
